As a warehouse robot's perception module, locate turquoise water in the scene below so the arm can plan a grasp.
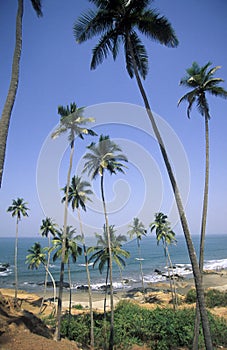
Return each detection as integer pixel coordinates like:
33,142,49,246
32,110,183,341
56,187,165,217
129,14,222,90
0,234,227,293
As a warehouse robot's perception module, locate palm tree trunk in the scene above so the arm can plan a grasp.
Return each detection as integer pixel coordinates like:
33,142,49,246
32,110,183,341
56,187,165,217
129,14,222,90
14,217,19,301
100,174,114,350
166,245,178,310
44,265,56,311
54,141,74,341
40,236,51,313
127,36,213,350
0,0,23,188
77,208,94,349
193,115,210,349
67,260,72,337
137,239,144,291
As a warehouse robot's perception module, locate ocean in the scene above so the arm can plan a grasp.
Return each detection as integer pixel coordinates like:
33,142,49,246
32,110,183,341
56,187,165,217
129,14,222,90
0,234,227,294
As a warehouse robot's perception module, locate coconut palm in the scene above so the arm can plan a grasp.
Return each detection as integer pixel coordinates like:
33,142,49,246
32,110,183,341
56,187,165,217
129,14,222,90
0,0,42,188
51,102,96,340
39,217,58,312
83,134,128,350
128,217,146,291
7,198,29,300
62,175,95,349
52,226,82,319
150,212,178,309
89,225,129,314
26,242,56,308
74,3,213,348
178,62,227,349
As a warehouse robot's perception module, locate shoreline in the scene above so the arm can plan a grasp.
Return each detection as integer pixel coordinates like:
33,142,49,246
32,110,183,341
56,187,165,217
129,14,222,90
1,270,227,311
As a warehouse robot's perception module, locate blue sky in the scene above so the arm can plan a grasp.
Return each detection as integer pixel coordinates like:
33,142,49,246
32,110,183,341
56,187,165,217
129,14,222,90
0,0,227,239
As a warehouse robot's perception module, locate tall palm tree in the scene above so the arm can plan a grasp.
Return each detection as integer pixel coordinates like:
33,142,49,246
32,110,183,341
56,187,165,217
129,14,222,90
150,212,178,309
128,217,146,291
51,102,96,341
0,0,42,188
178,62,227,349
52,226,82,320
83,134,128,350
88,225,129,349
62,175,95,349
26,242,56,307
7,198,29,300
39,217,58,312
74,3,213,348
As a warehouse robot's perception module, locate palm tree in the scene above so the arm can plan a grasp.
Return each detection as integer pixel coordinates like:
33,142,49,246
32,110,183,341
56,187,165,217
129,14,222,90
150,212,178,309
128,217,146,291
26,242,56,307
51,102,96,341
7,198,29,301
52,227,82,321
0,0,42,188
83,134,128,350
178,62,227,349
39,217,58,312
88,225,129,350
74,3,213,348
62,175,95,349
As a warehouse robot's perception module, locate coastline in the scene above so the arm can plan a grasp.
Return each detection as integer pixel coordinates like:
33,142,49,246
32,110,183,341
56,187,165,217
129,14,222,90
1,270,227,312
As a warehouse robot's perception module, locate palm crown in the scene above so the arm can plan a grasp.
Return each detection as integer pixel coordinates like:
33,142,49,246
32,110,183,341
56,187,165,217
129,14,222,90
74,0,178,79
88,225,130,274
7,198,29,220
178,62,227,119
51,102,96,145
83,134,128,178
62,175,93,212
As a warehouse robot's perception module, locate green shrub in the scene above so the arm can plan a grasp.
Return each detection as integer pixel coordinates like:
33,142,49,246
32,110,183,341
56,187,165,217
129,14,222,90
60,300,227,349
206,289,227,308
185,288,197,303
72,303,84,310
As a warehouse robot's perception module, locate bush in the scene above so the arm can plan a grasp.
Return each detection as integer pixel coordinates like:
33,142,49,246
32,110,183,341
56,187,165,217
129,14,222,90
185,288,197,304
206,289,227,308
72,303,84,310
60,300,227,349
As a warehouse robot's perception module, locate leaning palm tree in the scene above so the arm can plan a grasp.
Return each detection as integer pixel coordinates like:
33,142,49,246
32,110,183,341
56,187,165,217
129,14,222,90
26,242,56,308
74,2,213,348
88,225,130,350
0,0,42,188
7,198,29,301
39,217,58,312
178,62,227,349
150,212,178,309
52,227,82,323
62,175,95,349
51,102,96,341
83,134,128,350
128,217,147,291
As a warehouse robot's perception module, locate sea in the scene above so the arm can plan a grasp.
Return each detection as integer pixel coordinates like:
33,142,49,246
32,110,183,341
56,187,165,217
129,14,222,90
0,234,227,295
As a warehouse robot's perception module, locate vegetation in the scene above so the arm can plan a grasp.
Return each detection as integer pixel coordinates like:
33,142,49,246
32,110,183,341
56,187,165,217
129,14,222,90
7,198,29,300
128,217,147,291
59,300,227,350
74,2,213,348
186,288,227,308
150,213,178,309
51,102,96,341
62,174,95,348
178,62,227,349
26,242,56,307
83,134,128,350
0,0,42,188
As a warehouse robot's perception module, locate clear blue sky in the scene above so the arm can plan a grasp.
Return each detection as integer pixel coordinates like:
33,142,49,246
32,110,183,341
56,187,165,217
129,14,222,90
0,0,227,239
